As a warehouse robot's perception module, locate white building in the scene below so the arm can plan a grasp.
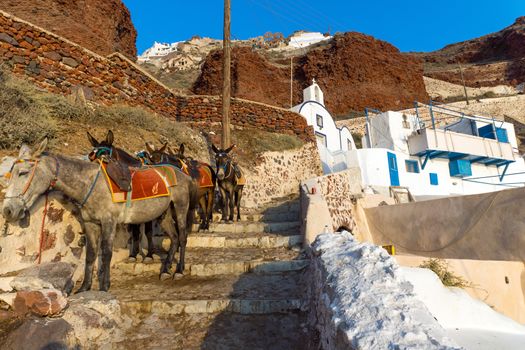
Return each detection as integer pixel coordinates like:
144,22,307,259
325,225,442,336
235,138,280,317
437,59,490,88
288,32,332,48
137,41,180,63
292,80,356,173
350,105,525,200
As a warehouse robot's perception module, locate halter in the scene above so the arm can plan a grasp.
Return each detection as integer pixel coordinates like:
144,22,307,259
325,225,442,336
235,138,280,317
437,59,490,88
4,156,59,212
216,155,233,179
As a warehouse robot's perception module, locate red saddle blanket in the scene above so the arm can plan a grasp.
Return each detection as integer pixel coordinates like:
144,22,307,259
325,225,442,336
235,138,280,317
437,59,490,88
100,162,177,203
183,162,214,188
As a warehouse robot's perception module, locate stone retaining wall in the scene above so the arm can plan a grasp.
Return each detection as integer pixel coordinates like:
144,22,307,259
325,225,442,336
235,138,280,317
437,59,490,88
0,10,314,142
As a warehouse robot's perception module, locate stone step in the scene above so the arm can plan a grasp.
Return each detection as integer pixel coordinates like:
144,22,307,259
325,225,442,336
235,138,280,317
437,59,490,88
121,298,303,316
211,210,299,223
111,272,304,302
115,312,312,350
194,221,300,234
182,233,303,249
115,258,309,277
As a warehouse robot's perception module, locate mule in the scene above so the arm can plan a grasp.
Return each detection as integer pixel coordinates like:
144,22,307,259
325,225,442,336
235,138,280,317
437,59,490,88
87,131,156,263
146,142,216,231
211,145,244,222
2,138,196,291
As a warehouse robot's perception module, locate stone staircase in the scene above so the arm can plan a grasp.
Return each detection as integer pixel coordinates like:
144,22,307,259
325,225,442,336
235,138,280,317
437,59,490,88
110,199,316,349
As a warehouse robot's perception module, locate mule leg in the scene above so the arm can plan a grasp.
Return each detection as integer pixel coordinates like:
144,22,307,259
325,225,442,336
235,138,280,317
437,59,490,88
206,189,214,230
236,187,243,222
159,208,178,280
76,222,100,293
198,196,207,231
129,224,140,262
219,186,228,222
144,221,154,263
175,204,190,278
98,221,116,292
228,188,235,222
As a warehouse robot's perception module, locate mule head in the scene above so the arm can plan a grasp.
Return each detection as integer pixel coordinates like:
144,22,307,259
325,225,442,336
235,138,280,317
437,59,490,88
2,138,55,222
212,144,235,180
87,130,114,162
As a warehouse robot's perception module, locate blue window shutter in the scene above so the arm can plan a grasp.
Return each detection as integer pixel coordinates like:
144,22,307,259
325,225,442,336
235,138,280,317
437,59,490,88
429,173,439,186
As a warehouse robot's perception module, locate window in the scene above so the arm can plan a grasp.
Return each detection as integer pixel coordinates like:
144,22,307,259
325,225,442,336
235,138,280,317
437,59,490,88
405,160,420,173
429,173,439,186
315,132,327,147
316,114,323,128
402,114,410,129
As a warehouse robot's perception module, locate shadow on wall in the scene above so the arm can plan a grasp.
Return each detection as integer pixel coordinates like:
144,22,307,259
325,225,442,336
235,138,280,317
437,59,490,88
364,187,525,261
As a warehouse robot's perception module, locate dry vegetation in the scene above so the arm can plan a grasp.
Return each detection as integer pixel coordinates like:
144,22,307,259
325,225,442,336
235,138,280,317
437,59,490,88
0,67,304,164
419,258,471,288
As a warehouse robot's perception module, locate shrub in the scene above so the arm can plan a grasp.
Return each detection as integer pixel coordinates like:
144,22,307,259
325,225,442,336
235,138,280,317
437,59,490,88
419,258,471,288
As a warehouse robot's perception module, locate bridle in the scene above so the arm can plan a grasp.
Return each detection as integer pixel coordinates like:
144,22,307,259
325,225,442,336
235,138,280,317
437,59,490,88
89,146,113,162
216,154,233,179
4,156,59,212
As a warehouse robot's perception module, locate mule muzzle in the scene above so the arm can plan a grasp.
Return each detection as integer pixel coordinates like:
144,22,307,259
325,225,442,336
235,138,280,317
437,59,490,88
217,168,225,181
2,200,25,222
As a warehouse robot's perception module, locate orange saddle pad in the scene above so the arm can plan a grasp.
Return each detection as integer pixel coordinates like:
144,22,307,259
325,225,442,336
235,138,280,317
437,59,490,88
197,165,214,188
101,162,176,203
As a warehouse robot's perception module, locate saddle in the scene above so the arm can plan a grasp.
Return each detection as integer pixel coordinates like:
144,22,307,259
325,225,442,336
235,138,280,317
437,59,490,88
100,161,178,203
234,164,246,186
186,160,214,188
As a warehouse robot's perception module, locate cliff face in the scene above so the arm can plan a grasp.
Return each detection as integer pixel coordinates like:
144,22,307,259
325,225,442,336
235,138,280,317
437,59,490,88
414,17,525,87
0,0,137,59
193,33,428,116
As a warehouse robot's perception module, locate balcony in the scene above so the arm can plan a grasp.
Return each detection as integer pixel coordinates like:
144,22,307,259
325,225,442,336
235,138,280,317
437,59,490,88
408,128,516,167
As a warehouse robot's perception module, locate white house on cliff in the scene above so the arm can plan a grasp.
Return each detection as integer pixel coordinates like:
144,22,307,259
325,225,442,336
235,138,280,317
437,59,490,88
293,82,525,200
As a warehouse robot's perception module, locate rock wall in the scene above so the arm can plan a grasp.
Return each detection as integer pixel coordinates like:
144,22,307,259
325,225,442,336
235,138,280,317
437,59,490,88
307,232,461,350
0,194,85,279
302,169,362,233
242,142,323,208
0,10,314,143
0,0,137,59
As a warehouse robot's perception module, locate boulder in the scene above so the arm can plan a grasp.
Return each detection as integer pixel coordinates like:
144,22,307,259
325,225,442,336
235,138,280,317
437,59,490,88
10,277,54,291
0,277,15,293
0,293,17,309
62,291,131,346
2,318,72,350
13,289,67,317
16,262,76,295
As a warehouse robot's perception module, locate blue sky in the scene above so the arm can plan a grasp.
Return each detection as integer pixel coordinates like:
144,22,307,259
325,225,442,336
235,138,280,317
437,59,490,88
122,0,525,55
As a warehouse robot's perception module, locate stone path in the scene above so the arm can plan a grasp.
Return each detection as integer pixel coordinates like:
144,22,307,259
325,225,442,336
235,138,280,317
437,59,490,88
110,199,317,349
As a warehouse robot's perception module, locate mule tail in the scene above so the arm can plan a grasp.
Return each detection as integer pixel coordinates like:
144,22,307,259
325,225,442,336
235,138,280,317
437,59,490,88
187,180,199,233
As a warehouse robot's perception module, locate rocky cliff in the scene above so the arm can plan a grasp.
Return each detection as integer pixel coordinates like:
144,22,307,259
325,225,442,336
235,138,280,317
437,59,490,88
414,17,525,87
193,32,429,116
0,0,137,59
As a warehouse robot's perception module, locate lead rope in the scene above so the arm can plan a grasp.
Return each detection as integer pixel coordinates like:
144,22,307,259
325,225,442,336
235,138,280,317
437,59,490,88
37,192,49,264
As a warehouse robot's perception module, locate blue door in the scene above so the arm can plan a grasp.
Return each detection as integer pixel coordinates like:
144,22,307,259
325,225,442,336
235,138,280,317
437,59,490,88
387,152,400,186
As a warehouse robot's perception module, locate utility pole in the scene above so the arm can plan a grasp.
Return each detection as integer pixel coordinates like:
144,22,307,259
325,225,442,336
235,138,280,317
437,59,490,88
458,62,469,105
290,56,293,108
222,0,231,148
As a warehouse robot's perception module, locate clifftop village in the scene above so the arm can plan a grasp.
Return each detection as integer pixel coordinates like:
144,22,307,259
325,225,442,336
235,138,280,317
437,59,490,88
0,1,525,349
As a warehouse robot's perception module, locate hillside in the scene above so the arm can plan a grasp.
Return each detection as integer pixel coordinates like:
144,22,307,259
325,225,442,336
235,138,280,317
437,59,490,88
413,17,525,87
193,32,429,116
0,0,137,59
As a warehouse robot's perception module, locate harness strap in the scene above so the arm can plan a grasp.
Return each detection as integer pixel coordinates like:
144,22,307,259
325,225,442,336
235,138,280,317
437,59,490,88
37,192,49,264
79,163,102,207
21,160,39,196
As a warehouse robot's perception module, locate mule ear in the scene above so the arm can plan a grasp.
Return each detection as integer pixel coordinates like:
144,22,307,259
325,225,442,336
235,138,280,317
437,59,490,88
211,144,220,154
105,130,114,146
18,144,32,160
86,132,99,147
179,143,185,156
225,144,236,153
159,142,168,153
145,142,156,154
31,138,48,158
